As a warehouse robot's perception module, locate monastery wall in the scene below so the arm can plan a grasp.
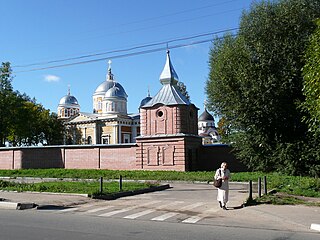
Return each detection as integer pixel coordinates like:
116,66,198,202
0,145,138,170
0,144,246,172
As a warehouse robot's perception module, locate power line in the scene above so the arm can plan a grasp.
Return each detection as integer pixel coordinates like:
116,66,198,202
12,28,239,69
1,28,238,76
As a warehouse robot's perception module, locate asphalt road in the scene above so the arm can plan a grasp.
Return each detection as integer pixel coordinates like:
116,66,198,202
0,210,319,240
0,182,319,239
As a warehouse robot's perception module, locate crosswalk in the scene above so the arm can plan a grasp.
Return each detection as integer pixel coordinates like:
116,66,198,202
41,199,220,224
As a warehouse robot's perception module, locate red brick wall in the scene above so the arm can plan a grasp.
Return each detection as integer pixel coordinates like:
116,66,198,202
100,146,137,170
176,105,198,135
136,136,200,171
184,136,202,171
140,105,198,136
0,143,247,172
64,147,99,169
20,148,65,169
0,148,64,169
0,150,14,169
0,145,139,170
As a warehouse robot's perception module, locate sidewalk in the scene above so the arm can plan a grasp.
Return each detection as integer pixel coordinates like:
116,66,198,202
0,181,319,233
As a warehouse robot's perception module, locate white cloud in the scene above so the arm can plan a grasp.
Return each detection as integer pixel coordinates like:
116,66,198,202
44,75,60,82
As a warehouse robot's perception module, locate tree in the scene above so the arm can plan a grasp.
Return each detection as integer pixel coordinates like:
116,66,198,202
177,81,190,101
216,117,232,142
206,0,320,175
302,19,320,134
0,62,15,146
8,97,64,146
300,19,320,177
0,62,64,146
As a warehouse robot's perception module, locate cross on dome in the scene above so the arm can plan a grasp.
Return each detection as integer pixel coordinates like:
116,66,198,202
108,60,112,70
107,59,114,81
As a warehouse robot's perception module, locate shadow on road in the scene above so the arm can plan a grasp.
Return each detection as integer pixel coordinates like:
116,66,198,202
36,205,73,210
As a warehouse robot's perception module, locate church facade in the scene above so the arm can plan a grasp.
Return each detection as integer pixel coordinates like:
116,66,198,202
57,61,140,145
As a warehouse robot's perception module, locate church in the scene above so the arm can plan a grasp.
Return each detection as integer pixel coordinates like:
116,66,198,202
57,51,219,146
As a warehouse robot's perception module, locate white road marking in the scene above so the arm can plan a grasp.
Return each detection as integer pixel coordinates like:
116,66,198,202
58,207,79,213
151,202,205,221
123,201,183,219
182,216,203,224
181,207,220,224
151,212,178,221
98,200,161,217
124,209,155,219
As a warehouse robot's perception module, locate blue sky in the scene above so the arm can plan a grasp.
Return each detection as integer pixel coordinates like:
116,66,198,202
1,0,252,119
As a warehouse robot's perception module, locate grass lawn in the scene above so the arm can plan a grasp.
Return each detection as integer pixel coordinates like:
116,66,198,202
0,179,156,195
0,169,319,201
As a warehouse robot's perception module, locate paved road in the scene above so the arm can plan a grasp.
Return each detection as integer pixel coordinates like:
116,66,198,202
1,182,319,236
0,209,319,240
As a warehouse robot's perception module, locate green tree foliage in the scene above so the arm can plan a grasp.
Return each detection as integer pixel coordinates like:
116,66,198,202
206,0,320,176
177,81,190,101
302,19,320,134
216,117,232,143
0,62,15,146
0,62,64,146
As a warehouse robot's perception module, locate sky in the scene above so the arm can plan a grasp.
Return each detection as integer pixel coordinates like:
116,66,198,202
1,0,252,119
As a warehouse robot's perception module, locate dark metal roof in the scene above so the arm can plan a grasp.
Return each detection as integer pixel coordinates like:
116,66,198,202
199,109,214,121
139,96,153,108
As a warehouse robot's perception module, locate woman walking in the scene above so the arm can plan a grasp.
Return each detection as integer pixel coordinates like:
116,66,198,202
214,162,231,210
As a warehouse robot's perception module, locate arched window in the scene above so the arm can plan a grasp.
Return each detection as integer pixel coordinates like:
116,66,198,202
87,136,92,144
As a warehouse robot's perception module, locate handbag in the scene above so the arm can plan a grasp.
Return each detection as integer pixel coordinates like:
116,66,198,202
213,169,222,188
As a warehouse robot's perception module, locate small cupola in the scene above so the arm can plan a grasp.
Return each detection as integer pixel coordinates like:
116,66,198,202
57,86,80,119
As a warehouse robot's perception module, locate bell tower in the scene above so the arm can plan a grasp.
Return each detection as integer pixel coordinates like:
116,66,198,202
136,51,201,171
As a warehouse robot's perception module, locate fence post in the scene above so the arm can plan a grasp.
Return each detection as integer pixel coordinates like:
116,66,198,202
248,180,253,201
99,177,103,195
263,176,267,195
119,175,123,191
258,177,262,198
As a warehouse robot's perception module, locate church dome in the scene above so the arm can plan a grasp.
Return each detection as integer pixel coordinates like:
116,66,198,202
57,88,80,119
93,61,127,98
94,80,127,96
139,96,152,108
59,94,79,106
199,109,214,121
139,90,152,108
105,85,128,99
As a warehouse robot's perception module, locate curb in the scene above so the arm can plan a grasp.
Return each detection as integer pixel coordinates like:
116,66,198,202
310,223,320,232
0,201,36,210
91,184,171,200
